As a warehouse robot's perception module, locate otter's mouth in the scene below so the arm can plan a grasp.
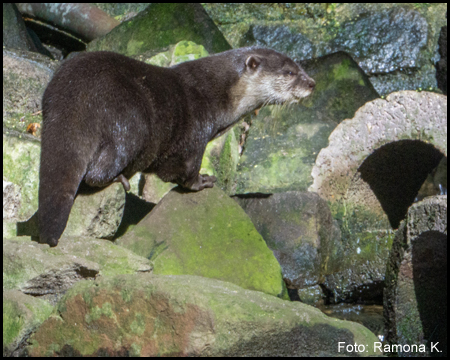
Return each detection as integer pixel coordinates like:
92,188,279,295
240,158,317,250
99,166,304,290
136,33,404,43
286,88,314,105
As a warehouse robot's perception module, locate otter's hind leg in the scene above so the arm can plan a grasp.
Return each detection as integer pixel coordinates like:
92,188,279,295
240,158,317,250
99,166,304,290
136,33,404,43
113,174,131,191
39,156,87,247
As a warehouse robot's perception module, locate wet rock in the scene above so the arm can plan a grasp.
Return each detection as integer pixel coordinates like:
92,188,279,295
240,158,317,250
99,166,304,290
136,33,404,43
208,3,446,95
234,191,341,292
328,8,429,80
242,24,314,60
296,285,324,305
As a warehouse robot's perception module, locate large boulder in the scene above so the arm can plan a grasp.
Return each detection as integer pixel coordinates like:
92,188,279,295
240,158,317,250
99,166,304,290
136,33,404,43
117,187,287,298
234,191,341,296
87,3,231,55
25,274,382,357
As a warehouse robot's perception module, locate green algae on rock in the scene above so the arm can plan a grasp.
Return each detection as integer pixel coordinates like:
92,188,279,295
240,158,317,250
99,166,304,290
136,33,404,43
117,187,287,298
26,274,382,356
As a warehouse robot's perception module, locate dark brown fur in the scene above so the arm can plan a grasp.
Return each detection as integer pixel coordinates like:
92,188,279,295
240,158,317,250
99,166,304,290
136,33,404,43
39,48,315,246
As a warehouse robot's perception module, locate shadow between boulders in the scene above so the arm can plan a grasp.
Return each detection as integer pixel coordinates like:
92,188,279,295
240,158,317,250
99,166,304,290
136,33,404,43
413,230,447,357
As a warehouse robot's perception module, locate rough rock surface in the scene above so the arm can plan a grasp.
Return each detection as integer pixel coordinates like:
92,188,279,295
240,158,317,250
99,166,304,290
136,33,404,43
205,4,446,95
87,3,231,56
3,49,56,124
19,182,126,241
435,17,447,95
3,134,41,227
3,236,152,298
310,91,447,300
310,91,447,201
26,274,382,357
3,180,21,220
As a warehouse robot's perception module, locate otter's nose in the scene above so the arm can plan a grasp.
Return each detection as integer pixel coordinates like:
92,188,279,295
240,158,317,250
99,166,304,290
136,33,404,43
307,78,315,91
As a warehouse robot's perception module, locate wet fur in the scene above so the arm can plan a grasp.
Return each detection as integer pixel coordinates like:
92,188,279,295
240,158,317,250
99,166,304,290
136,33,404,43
39,48,315,246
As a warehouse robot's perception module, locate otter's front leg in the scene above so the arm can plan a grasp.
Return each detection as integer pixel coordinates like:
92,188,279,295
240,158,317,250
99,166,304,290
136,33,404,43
176,149,217,191
156,148,217,191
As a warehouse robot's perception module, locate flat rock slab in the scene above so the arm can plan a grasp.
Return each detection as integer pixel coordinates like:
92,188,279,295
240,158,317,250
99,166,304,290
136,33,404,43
26,274,382,357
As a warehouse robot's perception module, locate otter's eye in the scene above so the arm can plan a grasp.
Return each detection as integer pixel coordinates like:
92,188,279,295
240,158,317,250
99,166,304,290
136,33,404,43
284,71,296,76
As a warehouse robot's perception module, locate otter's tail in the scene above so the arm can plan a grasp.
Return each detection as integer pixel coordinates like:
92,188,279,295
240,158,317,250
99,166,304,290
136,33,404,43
38,151,87,247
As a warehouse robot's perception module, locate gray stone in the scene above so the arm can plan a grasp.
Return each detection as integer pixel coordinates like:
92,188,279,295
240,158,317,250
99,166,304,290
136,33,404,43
64,183,126,239
2,133,41,230
311,91,447,200
18,182,126,241
384,196,447,356
207,3,446,95
310,91,447,301
234,191,341,290
3,180,21,220
297,285,324,306
3,49,56,128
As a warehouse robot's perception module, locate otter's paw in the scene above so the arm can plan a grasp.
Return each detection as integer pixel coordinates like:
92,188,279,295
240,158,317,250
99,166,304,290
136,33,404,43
200,174,217,189
186,174,217,191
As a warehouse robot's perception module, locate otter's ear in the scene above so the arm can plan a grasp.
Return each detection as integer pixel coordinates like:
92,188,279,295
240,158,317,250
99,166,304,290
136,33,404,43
245,55,262,71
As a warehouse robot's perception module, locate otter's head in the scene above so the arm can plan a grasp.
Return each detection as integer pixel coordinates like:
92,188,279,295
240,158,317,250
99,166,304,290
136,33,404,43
232,48,315,117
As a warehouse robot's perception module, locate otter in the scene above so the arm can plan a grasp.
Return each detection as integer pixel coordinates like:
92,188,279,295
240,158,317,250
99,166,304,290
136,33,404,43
39,47,315,247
